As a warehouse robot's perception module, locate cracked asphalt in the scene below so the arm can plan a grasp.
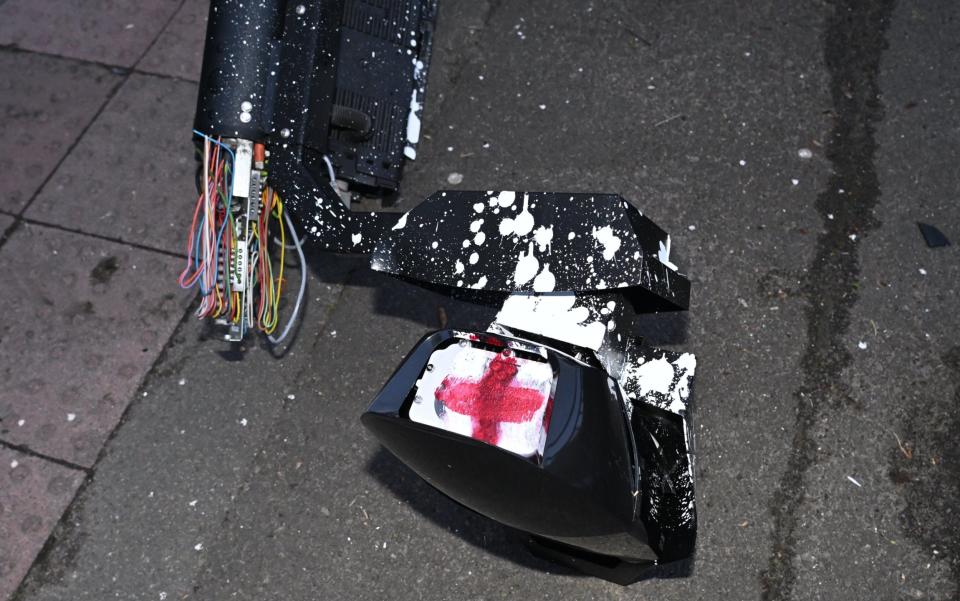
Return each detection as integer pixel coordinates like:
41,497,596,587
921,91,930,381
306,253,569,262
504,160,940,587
3,0,959,600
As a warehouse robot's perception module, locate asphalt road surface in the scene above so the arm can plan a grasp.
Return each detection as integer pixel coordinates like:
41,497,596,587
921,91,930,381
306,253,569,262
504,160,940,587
13,0,960,599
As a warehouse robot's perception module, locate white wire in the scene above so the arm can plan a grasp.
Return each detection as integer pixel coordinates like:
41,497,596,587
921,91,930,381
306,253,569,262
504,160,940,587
268,210,307,345
321,155,336,185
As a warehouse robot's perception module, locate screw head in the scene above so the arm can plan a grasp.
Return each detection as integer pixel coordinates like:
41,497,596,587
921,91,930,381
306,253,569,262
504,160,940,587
240,100,253,112
280,128,291,138
426,364,434,372
295,4,306,15
239,112,252,123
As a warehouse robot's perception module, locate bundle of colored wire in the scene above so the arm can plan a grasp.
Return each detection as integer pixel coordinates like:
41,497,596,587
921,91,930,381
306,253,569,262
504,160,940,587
178,133,235,322
179,133,305,345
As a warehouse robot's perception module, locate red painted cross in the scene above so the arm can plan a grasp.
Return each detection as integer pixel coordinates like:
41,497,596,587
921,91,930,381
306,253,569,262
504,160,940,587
435,352,550,446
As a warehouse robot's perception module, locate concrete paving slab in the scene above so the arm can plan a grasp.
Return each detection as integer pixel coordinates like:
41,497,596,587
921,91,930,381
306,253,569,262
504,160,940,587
13,260,358,601
0,51,121,214
138,0,208,82
0,0,181,68
0,223,191,467
25,74,198,255
0,447,84,601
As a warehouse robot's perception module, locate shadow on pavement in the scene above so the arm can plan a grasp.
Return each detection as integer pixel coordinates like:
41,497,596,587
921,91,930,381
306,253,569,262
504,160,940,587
365,447,584,577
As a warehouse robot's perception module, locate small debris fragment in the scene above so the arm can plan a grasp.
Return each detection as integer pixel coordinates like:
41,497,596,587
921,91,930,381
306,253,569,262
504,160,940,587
17,419,25,427
67,413,76,422
858,341,868,350
287,394,296,400
849,234,857,242
917,222,950,248
688,225,696,231
447,172,464,185
240,418,248,427
919,268,927,276
791,179,799,186
739,159,747,166
798,148,813,159
178,378,186,386
10,460,18,469
739,520,749,527
847,476,862,488
538,104,546,110
189,499,198,507
194,543,203,551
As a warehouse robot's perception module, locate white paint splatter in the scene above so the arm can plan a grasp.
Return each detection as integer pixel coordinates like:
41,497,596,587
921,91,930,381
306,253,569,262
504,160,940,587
392,213,408,230
514,242,539,285
474,231,486,245
496,191,516,208
469,252,479,265
532,263,556,292
513,194,535,236
858,341,868,350
592,226,622,260
567,231,575,240
658,235,678,271
533,225,553,253
494,294,607,350
470,219,484,233
624,353,696,414
454,260,465,274
351,233,362,246
473,203,485,213
469,276,488,289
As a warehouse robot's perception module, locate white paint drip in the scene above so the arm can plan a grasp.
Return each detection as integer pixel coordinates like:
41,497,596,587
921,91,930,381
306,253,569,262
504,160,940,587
592,225,622,260
658,235,678,271
494,293,607,351
514,242,539,285
392,213,408,230
513,194,535,236
532,263,556,292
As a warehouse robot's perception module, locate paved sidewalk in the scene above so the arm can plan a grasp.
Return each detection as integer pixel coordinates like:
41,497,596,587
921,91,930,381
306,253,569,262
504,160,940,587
1,1,959,601
0,1,203,597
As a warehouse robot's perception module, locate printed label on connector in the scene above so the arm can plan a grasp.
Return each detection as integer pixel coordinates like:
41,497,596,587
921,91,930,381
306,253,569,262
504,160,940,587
231,240,247,290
